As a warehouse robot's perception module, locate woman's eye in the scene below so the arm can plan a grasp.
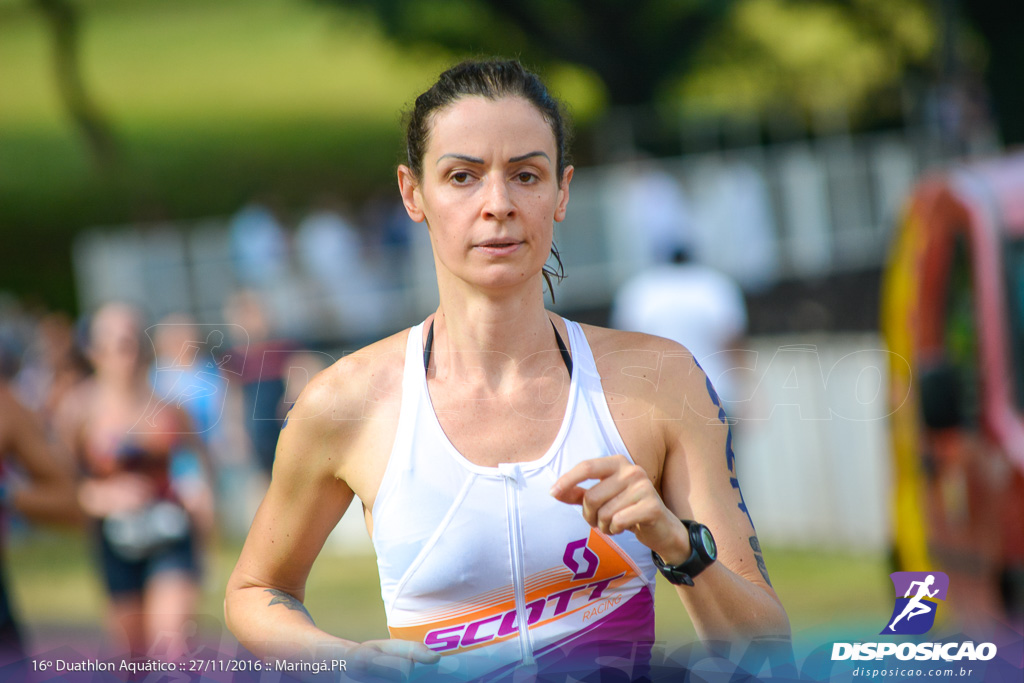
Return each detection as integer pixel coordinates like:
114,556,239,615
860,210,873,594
517,172,537,183
450,172,471,184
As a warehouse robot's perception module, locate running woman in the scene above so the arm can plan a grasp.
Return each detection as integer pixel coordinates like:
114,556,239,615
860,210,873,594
225,59,789,681
0,382,82,665
55,303,206,662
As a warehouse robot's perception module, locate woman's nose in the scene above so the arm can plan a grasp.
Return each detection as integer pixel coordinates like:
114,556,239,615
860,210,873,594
482,176,516,220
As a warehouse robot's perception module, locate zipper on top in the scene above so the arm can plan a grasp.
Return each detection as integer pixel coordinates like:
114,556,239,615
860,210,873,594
499,463,535,666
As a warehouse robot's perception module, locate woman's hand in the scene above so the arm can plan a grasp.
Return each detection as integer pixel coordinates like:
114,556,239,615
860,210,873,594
273,639,441,683
549,454,691,565
340,639,441,681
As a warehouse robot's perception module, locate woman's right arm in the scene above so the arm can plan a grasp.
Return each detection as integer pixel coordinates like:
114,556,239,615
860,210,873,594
224,355,440,674
224,372,357,658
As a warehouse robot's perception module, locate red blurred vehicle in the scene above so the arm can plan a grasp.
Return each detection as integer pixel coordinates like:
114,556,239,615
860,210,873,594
882,152,1024,626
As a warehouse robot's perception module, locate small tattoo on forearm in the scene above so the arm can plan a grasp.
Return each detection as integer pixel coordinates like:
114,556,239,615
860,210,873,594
265,588,314,623
749,536,773,587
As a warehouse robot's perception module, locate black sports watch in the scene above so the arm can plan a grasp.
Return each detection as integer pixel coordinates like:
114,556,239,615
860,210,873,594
651,520,717,586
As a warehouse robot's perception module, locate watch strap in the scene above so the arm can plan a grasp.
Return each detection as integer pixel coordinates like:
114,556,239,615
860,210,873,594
652,519,717,586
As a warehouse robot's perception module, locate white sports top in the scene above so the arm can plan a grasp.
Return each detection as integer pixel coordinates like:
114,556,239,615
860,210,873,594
370,319,657,680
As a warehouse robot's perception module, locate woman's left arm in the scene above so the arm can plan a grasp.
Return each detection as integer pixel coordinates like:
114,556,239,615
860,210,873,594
551,335,789,643
654,353,791,642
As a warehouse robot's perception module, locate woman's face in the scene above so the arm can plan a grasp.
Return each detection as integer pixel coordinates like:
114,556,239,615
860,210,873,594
89,305,145,380
398,96,573,294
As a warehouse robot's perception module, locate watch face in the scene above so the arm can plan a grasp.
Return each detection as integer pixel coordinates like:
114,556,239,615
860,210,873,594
700,526,717,560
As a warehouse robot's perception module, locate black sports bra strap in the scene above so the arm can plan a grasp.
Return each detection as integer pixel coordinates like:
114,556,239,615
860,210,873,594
552,321,573,377
422,319,572,376
423,320,434,372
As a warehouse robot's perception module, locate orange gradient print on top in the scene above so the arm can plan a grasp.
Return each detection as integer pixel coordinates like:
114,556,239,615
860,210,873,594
389,529,646,654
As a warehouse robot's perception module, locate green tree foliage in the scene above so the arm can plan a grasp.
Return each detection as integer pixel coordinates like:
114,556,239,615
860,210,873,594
327,0,735,106
325,0,950,137
677,0,936,125
960,0,1024,145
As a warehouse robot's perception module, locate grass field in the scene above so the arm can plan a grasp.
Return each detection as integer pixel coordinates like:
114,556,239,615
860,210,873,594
7,527,891,656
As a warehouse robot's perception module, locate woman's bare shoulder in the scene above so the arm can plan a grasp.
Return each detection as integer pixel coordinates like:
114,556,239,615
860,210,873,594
582,324,697,377
273,328,413,496
580,323,714,420
286,328,411,431
580,323,687,355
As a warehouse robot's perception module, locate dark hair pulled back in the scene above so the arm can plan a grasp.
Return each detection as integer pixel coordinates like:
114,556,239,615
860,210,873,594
404,59,572,296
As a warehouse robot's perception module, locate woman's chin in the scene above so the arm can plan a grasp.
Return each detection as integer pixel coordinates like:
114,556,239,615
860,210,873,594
469,269,544,294
437,261,545,294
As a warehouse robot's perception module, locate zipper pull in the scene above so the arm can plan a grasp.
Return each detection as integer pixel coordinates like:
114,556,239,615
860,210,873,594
498,462,522,485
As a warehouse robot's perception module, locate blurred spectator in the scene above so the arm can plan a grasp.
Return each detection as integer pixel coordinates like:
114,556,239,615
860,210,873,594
228,199,311,337
0,296,36,382
361,189,417,268
53,303,204,661
295,196,387,337
611,247,748,408
0,382,82,667
368,192,417,254
13,311,90,425
613,157,694,268
150,314,228,446
221,290,296,478
150,314,222,543
228,200,289,290
689,159,780,292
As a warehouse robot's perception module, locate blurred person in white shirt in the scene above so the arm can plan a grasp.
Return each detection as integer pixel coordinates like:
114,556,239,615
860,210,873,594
612,246,748,409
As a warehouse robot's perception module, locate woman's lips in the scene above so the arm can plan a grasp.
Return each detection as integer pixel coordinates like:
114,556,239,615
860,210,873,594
475,240,522,256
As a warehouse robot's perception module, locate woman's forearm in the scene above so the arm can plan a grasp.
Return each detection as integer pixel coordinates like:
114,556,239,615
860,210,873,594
225,584,353,660
674,562,791,643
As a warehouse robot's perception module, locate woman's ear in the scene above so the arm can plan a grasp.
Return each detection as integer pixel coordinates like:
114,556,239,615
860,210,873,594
554,165,574,223
397,165,425,223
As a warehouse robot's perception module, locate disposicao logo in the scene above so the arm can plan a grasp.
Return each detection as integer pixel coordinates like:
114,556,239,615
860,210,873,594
831,571,998,663
881,571,949,635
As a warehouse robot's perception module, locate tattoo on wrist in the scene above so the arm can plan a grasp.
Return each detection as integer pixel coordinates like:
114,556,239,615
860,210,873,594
265,588,314,623
749,536,773,587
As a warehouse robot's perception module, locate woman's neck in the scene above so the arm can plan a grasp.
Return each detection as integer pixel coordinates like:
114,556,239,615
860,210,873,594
430,278,558,387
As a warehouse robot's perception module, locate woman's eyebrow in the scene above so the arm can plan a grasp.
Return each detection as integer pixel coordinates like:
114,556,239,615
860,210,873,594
509,151,550,164
437,153,484,165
